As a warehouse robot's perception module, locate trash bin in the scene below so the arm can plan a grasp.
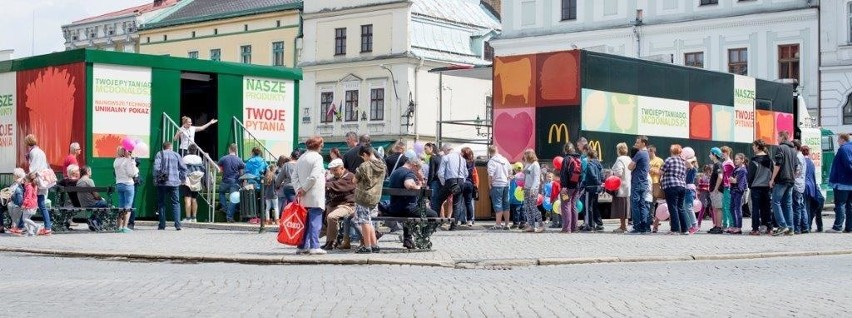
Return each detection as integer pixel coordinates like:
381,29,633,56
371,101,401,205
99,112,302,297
239,187,259,221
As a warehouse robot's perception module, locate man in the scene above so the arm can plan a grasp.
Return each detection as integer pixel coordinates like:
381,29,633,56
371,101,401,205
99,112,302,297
387,158,438,248
792,140,808,234
76,166,109,208
486,145,511,229
435,144,467,230
154,141,187,231
322,159,356,250
218,143,245,222
771,130,798,236
342,132,367,173
628,136,651,234
828,133,852,233
63,142,81,179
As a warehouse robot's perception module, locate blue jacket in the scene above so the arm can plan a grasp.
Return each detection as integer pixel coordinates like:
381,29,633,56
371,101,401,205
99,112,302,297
829,143,852,187
245,156,268,187
509,178,522,205
805,157,819,199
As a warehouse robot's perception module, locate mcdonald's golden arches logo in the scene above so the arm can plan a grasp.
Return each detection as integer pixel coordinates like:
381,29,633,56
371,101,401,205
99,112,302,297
548,124,569,144
588,140,603,163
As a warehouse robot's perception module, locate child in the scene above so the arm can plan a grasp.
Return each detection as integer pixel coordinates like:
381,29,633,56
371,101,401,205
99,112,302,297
549,174,562,228
353,145,386,253
697,165,712,228
262,165,280,225
729,153,749,234
721,146,735,230
20,172,42,236
683,155,699,234
509,162,526,229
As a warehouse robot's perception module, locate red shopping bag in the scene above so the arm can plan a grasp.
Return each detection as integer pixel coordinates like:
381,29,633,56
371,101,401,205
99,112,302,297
277,201,307,246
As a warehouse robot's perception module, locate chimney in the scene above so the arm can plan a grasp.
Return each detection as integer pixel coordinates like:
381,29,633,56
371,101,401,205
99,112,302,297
482,0,501,19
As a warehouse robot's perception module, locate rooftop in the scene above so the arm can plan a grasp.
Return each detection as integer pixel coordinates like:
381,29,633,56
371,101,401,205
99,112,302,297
142,0,303,29
72,0,181,24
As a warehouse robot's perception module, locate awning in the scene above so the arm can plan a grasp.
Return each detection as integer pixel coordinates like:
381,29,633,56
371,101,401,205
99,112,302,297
296,140,394,155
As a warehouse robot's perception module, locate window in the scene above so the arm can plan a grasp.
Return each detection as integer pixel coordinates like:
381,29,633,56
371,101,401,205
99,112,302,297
335,28,347,55
210,49,221,61
485,96,493,122
370,88,384,120
778,44,800,81
700,0,718,5
561,0,577,20
345,90,359,122
728,48,748,75
163,35,168,41
241,45,252,64
277,20,281,27
191,31,196,38
188,51,198,59
244,24,249,31
684,52,704,68
320,92,334,123
146,37,150,43
272,41,285,66
214,28,218,35
361,24,373,53
844,93,852,125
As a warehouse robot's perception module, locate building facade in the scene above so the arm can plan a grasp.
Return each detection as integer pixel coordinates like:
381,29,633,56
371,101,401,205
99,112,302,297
61,0,180,53
820,0,852,133
138,0,301,68
492,0,819,118
299,0,500,150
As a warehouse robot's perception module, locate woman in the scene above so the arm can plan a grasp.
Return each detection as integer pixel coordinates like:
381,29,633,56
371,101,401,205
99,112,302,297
330,148,342,161
276,151,300,213
681,147,699,234
294,136,327,255
521,149,544,233
24,134,52,236
384,140,408,173
748,139,774,235
353,144,386,253
660,144,689,235
114,146,139,233
802,146,824,232
460,147,479,226
181,145,205,223
611,143,632,233
174,116,217,156
245,147,268,188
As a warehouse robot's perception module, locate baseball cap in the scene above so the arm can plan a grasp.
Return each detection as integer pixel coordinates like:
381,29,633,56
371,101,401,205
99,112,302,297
328,158,344,169
710,147,722,159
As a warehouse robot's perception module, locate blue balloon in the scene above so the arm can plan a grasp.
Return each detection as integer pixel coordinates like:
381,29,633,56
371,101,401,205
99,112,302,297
543,183,552,197
542,199,553,211
229,192,240,204
576,200,584,214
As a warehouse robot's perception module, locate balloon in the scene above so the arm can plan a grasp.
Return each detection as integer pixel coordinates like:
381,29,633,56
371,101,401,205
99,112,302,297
552,199,561,214
576,200,584,214
514,172,525,187
404,149,417,160
514,187,524,202
121,138,136,153
133,142,150,157
536,194,544,206
604,176,622,192
543,183,552,197
543,198,553,211
681,147,696,161
413,143,425,155
552,156,564,170
692,200,703,213
513,162,523,171
229,192,240,204
656,203,670,221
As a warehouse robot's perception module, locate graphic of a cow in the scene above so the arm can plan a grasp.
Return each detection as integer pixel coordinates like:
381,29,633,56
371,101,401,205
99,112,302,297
494,57,532,105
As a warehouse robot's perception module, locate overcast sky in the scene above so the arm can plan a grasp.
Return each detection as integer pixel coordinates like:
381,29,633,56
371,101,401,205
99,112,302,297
0,0,151,58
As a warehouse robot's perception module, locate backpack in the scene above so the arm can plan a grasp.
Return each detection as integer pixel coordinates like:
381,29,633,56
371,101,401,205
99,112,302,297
562,155,582,189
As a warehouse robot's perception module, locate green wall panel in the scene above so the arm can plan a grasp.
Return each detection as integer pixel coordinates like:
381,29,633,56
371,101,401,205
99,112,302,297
218,74,243,159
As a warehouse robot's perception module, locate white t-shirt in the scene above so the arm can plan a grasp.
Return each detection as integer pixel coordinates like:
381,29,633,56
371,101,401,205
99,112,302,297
178,127,197,150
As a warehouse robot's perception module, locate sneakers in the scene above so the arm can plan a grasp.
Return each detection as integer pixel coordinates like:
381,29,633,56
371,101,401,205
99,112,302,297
688,227,698,235
772,227,792,236
594,225,605,232
534,227,545,233
826,228,843,233
708,227,723,234
355,246,372,254
121,228,133,233
371,246,381,253
181,218,189,223
308,248,327,255
295,249,309,255
37,227,51,236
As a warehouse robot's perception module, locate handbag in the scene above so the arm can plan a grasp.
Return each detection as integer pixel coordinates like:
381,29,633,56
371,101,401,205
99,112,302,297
156,153,170,185
277,200,307,246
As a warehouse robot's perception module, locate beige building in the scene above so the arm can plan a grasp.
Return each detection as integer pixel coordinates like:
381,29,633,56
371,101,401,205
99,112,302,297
139,0,301,67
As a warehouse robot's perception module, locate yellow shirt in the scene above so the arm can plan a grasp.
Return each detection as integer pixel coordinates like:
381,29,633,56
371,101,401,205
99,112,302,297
650,156,664,184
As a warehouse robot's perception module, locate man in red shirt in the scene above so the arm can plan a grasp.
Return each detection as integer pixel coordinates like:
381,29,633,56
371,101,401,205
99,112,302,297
63,142,81,178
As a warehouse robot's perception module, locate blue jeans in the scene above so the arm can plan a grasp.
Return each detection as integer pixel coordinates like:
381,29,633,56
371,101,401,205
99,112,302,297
664,187,687,233
88,199,109,208
682,189,696,227
219,180,239,221
277,187,296,215
430,180,441,212
116,183,135,209
460,181,475,223
792,191,808,232
38,194,51,230
298,207,324,250
771,183,794,229
510,204,525,224
631,183,650,232
157,186,181,229
833,189,852,231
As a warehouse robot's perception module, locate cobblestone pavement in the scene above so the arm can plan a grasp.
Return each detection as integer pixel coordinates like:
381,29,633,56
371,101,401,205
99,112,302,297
2,252,850,317
1,218,851,265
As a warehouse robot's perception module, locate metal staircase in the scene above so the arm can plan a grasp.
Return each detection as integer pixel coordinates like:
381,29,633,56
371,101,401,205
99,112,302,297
161,113,220,223
232,116,279,162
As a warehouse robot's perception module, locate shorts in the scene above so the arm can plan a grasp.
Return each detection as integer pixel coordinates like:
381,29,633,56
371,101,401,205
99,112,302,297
710,191,723,210
353,204,377,225
490,186,510,212
181,185,199,199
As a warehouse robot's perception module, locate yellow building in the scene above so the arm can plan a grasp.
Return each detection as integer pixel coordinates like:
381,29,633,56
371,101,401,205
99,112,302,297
139,0,301,68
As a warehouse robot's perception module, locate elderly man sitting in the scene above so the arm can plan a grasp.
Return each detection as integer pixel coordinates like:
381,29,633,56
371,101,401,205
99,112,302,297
322,159,356,250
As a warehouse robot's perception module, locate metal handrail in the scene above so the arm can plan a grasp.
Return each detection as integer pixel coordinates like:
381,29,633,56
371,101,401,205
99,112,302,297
161,113,220,223
232,116,278,162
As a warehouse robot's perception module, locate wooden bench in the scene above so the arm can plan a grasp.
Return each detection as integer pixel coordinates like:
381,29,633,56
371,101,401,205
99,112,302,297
373,187,454,250
51,186,128,233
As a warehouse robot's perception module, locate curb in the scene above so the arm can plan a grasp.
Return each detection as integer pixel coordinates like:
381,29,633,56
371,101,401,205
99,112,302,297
4,246,852,269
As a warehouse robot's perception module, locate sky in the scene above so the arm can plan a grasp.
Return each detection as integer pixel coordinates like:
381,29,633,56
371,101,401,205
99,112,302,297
0,0,151,58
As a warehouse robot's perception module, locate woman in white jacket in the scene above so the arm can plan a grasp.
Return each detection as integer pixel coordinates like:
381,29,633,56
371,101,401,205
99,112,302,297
293,136,327,255
114,147,139,233
611,143,632,233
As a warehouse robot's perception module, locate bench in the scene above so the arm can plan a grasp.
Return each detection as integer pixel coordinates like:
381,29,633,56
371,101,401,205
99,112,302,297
51,186,128,233
373,187,454,250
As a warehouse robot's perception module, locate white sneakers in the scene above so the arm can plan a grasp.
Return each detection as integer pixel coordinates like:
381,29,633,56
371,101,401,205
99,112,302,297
309,249,327,255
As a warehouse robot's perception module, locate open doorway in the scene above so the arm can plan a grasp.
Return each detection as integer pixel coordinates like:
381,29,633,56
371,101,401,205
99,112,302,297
180,72,219,157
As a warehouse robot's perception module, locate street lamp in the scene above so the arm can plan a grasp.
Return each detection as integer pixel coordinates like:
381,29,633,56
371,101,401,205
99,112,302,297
475,115,487,137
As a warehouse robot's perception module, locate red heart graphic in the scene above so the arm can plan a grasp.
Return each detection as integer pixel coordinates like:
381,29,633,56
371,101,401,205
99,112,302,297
494,111,533,161
775,113,794,140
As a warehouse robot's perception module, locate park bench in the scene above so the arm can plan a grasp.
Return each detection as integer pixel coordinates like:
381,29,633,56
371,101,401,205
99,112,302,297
373,187,453,250
51,185,127,233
